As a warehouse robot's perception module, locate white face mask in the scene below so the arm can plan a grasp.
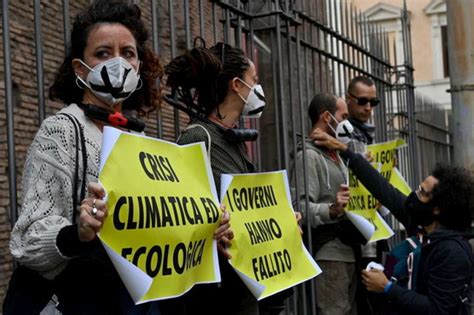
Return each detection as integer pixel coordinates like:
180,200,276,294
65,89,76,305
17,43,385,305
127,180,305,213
328,113,354,144
236,78,266,118
76,57,140,106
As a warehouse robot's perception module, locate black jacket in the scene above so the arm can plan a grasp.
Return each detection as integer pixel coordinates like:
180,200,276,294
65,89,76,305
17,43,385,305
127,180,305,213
341,149,473,315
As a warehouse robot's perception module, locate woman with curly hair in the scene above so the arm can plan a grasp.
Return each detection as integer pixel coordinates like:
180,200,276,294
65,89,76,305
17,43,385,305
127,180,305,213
312,129,474,315
7,1,163,314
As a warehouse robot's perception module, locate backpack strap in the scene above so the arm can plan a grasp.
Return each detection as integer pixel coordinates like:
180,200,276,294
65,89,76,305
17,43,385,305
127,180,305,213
406,236,420,290
451,236,474,309
407,252,415,290
406,237,418,249
58,113,88,224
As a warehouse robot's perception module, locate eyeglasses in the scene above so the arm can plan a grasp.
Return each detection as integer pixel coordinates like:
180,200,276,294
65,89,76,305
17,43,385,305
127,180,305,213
416,184,432,199
348,92,380,107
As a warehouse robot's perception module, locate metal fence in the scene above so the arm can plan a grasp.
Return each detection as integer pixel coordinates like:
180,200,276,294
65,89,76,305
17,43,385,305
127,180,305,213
0,0,452,314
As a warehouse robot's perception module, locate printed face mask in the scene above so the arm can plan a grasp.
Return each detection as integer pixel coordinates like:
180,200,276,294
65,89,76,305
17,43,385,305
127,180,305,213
328,113,354,144
236,78,266,118
77,57,140,106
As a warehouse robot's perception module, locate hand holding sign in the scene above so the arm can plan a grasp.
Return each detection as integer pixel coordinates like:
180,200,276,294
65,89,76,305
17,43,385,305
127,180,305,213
215,207,233,259
78,182,108,242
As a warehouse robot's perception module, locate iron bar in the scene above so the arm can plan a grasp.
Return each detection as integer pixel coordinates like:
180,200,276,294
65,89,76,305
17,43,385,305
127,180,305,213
275,11,289,171
184,0,191,48
62,0,70,55
168,0,181,140
3,0,18,228
34,0,45,123
151,0,163,138
300,16,316,315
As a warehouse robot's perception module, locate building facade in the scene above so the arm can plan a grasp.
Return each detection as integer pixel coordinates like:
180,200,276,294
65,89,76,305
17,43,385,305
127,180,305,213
350,0,450,109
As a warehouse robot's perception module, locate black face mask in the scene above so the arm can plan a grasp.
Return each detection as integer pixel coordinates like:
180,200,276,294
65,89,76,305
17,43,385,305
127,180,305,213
405,191,437,227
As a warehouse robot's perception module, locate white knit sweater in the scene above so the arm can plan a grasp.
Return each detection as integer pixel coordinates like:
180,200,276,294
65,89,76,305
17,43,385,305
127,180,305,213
10,104,102,279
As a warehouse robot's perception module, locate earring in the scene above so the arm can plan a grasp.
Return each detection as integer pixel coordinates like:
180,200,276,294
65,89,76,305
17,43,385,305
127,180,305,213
136,78,143,91
75,74,85,90
216,107,226,120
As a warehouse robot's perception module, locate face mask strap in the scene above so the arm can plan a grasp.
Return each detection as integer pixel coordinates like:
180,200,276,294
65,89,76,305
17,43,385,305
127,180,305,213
237,77,252,90
78,59,94,72
75,59,94,89
234,78,250,104
327,112,339,133
328,112,339,124
327,119,337,135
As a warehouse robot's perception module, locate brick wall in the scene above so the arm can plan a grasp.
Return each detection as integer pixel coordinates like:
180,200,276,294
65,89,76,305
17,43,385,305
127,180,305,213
0,0,225,310
0,0,92,307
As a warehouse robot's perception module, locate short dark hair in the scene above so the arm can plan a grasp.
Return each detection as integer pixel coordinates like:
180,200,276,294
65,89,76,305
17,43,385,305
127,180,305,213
49,0,163,115
347,76,375,95
431,164,474,231
165,41,250,116
308,93,338,126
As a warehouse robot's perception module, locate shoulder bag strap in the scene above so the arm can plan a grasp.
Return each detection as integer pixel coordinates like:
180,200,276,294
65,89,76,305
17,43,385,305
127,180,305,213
58,113,87,224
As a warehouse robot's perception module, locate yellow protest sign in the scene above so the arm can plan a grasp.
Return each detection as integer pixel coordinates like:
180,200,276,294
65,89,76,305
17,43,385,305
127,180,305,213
367,138,407,182
390,167,412,196
346,163,381,212
346,210,394,242
345,139,406,242
348,139,407,211
99,127,221,304
220,171,321,300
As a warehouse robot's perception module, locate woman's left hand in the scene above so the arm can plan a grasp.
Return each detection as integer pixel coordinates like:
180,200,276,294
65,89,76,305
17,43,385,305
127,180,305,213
214,205,234,259
361,269,389,293
78,183,108,242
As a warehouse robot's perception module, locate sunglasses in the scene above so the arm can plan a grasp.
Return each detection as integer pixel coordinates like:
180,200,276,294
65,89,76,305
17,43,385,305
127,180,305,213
348,92,380,107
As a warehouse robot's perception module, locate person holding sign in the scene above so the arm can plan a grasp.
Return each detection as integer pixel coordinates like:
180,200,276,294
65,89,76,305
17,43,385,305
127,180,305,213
165,42,269,314
6,1,165,314
291,93,367,315
313,130,473,315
